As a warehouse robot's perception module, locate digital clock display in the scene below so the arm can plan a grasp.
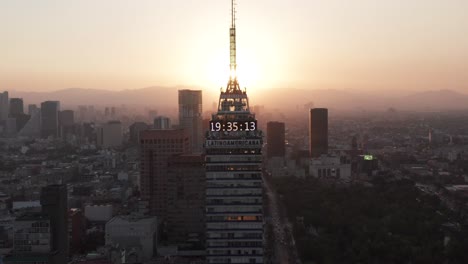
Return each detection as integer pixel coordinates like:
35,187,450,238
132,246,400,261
209,120,257,132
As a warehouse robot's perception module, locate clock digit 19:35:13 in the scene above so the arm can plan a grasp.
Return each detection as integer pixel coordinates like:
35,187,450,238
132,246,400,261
209,121,257,132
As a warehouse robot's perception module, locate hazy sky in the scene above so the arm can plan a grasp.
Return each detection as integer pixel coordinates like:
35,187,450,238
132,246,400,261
1,0,468,95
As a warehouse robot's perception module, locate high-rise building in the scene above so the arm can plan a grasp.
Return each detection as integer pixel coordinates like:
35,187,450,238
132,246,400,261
28,104,39,115
129,122,149,144
166,154,205,243
205,2,264,263
59,110,74,127
153,116,171,129
18,109,41,138
96,121,123,148
0,91,8,122
40,101,60,138
179,90,203,153
139,129,190,218
9,98,24,117
5,98,30,134
59,110,75,139
309,108,328,158
267,121,286,158
40,184,68,264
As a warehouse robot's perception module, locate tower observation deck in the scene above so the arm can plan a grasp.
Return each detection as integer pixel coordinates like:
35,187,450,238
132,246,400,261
205,1,264,263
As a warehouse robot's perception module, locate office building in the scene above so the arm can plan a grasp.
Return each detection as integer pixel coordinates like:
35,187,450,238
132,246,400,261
0,91,8,122
129,122,149,144
58,110,75,139
309,108,328,158
105,216,158,262
166,154,205,243
4,213,51,264
205,2,264,263
309,155,351,180
40,101,60,138
4,118,17,136
139,129,190,218
267,121,286,158
28,104,39,115
18,110,41,138
69,208,85,255
6,185,69,263
40,184,68,264
96,121,123,148
84,205,113,223
153,116,171,130
59,110,74,127
9,98,23,117
179,90,203,153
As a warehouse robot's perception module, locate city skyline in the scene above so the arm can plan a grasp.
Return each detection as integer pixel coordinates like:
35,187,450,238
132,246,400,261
3,1,468,264
1,0,468,94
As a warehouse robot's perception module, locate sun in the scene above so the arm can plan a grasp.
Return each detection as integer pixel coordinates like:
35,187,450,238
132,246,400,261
205,49,261,91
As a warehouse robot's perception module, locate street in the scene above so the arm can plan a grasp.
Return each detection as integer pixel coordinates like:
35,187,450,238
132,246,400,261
264,172,301,264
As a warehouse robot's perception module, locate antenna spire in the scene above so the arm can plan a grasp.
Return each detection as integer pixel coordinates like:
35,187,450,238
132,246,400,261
227,0,240,93
231,0,236,28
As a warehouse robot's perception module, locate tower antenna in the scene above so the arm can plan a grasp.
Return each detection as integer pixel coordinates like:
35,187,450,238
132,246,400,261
227,0,240,93
231,0,236,28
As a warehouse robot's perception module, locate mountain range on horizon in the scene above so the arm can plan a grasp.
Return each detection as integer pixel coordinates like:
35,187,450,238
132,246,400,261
7,86,468,112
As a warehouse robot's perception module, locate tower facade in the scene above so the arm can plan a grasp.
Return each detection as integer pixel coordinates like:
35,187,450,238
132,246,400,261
205,1,264,263
309,108,328,158
266,121,286,158
179,90,203,153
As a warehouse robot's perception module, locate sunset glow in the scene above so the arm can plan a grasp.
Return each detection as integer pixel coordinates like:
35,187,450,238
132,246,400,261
1,0,467,94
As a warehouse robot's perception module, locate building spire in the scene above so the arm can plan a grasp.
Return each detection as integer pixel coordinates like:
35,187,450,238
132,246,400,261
226,0,240,93
231,0,236,28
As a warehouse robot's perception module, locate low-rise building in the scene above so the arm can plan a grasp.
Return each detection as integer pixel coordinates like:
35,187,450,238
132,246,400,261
105,215,157,262
309,154,352,180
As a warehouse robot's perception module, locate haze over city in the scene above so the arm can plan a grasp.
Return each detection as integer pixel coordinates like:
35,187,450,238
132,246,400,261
2,0,468,98
3,1,468,264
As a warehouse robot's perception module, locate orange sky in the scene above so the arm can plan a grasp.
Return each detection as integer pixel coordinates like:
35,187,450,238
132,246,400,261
1,0,468,95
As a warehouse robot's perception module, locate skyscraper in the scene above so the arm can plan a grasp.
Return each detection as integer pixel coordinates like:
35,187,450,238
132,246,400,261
139,129,190,218
18,109,41,138
267,121,286,158
309,108,328,158
40,184,68,264
59,110,74,127
0,91,9,122
40,101,60,138
9,98,24,117
205,1,264,263
59,110,75,139
129,122,149,144
28,104,39,115
179,89,203,153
